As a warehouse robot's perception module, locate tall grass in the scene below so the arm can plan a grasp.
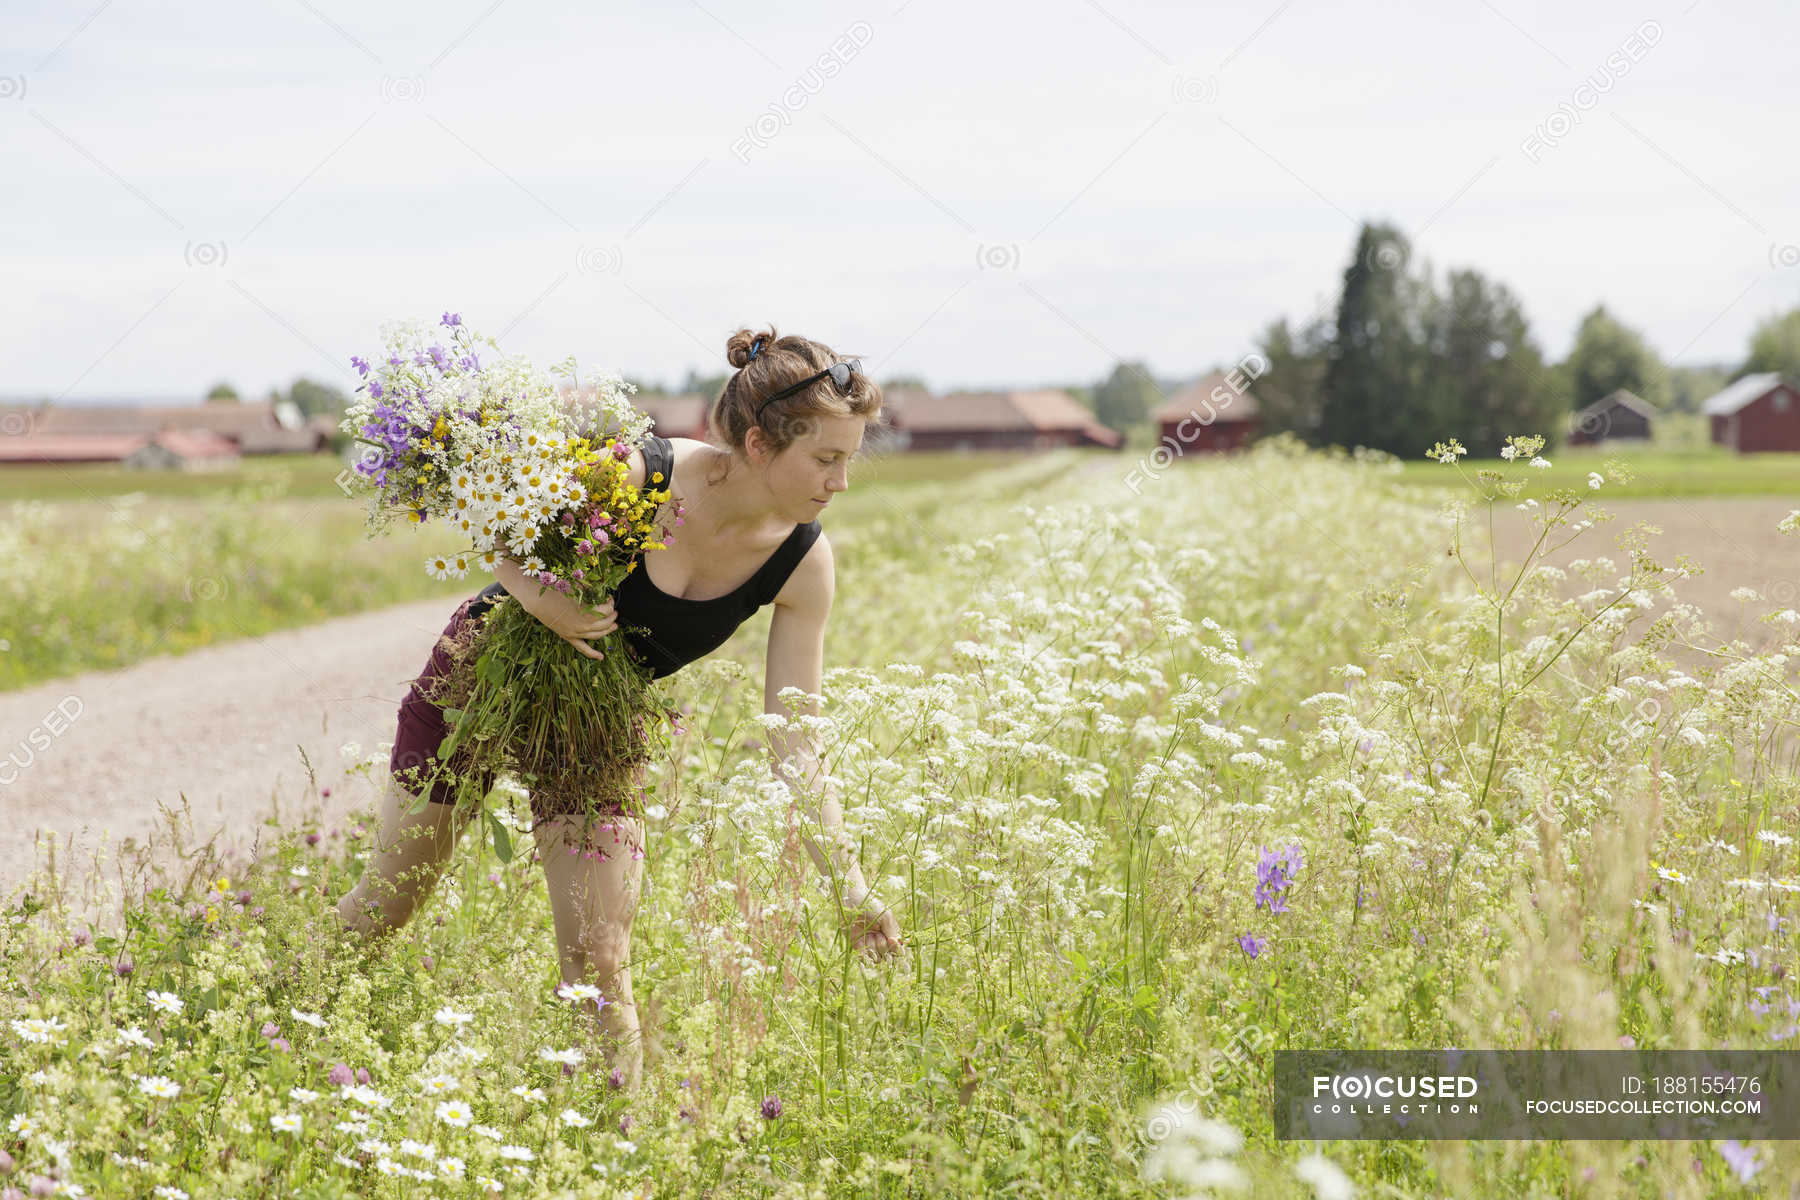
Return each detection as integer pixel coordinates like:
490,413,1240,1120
3,438,1796,1197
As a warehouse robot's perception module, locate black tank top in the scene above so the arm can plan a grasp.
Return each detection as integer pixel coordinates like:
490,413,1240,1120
465,435,823,679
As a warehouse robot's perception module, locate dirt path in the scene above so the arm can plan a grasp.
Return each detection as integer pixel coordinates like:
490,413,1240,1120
1,593,462,931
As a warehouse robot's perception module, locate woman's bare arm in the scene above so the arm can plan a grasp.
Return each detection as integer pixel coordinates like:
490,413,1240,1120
763,536,902,957
491,553,616,661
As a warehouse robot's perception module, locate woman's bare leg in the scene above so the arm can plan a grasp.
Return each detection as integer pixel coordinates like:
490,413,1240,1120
335,775,472,939
538,814,646,1089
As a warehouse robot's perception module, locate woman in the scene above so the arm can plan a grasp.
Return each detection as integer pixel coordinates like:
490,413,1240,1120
334,326,905,1090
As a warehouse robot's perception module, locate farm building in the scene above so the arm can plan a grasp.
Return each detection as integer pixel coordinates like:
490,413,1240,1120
123,430,243,471
1568,389,1657,446
635,392,710,441
0,428,243,470
1701,373,1800,452
1152,369,1261,453
0,398,332,466
883,388,1120,451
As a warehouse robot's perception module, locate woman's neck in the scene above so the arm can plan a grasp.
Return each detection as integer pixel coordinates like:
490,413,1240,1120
676,443,790,540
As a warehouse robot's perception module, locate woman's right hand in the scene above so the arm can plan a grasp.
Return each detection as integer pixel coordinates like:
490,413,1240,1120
528,591,617,661
494,555,617,661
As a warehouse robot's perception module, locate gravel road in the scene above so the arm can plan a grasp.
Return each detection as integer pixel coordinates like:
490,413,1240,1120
1,592,464,932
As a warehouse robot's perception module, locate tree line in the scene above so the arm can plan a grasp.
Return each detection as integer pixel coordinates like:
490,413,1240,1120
1088,219,1800,457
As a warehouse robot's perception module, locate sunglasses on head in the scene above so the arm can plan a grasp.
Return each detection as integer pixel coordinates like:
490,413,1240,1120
754,358,861,425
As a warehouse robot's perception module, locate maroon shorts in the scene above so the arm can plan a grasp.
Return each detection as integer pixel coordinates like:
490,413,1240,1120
389,594,497,807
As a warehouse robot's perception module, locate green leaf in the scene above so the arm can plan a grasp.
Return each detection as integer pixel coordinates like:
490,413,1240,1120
487,812,513,864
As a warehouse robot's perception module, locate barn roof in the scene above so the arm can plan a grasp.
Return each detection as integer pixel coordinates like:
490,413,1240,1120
887,388,1121,446
1701,373,1786,417
8,400,292,437
1152,370,1261,423
148,429,241,458
0,434,149,461
1576,388,1659,422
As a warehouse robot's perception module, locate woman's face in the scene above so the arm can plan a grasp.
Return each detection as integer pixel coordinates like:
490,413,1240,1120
759,414,865,520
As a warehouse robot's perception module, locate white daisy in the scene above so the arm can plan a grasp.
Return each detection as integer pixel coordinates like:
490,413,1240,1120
117,1025,155,1049
436,1099,474,1128
153,1186,190,1200
433,1006,474,1029
270,1112,303,1134
136,1075,181,1099
536,1046,583,1065
420,1073,461,1096
8,1113,41,1136
554,982,602,1004
10,1016,67,1044
289,1007,325,1029
510,1085,546,1102
398,1138,437,1161
288,1087,320,1103
146,991,183,1016
498,1144,535,1162
341,1083,393,1109
439,1155,467,1178
559,1109,592,1127
471,1124,505,1142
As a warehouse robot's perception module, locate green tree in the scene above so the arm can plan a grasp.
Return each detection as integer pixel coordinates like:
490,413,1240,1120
680,369,729,397
286,377,349,419
1735,307,1800,381
1092,361,1160,434
205,381,239,404
878,374,931,392
1667,364,1731,414
1563,305,1668,411
1254,312,1332,444
1426,268,1561,453
1320,222,1437,455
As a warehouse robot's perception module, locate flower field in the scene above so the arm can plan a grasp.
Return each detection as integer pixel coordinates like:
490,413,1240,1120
4,436,1798,1197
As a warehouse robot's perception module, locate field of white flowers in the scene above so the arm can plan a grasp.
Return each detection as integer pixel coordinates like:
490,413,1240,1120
4,435,1797,1198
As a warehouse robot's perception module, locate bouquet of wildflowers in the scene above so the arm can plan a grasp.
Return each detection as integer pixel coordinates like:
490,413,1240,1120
340,312,685,854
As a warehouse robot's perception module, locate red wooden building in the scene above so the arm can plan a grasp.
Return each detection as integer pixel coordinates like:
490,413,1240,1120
1152,369,1261,453
1702,373,1800,452
883,387,1120,451
1568,389,1657,446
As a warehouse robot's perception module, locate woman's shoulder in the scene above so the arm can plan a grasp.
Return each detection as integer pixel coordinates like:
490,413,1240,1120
620,433,683,491
771,525,833,612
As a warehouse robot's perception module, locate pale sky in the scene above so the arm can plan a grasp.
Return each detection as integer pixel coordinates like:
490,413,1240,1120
4,0,1797,404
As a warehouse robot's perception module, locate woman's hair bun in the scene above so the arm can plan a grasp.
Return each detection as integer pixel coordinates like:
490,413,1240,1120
726,325,779,370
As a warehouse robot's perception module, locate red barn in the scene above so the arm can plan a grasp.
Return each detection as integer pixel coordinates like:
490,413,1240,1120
1568,389,1656,446
884,388,1120,451
1152,369,1261,453
1702,373,1800,452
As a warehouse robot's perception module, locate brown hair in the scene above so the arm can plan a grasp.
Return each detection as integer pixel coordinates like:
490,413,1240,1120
710,325,885,459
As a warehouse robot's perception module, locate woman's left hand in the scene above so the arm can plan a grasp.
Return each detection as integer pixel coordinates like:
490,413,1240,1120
843,887,905,962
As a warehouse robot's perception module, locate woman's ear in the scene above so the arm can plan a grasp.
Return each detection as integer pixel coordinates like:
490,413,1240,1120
744,424,771,465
